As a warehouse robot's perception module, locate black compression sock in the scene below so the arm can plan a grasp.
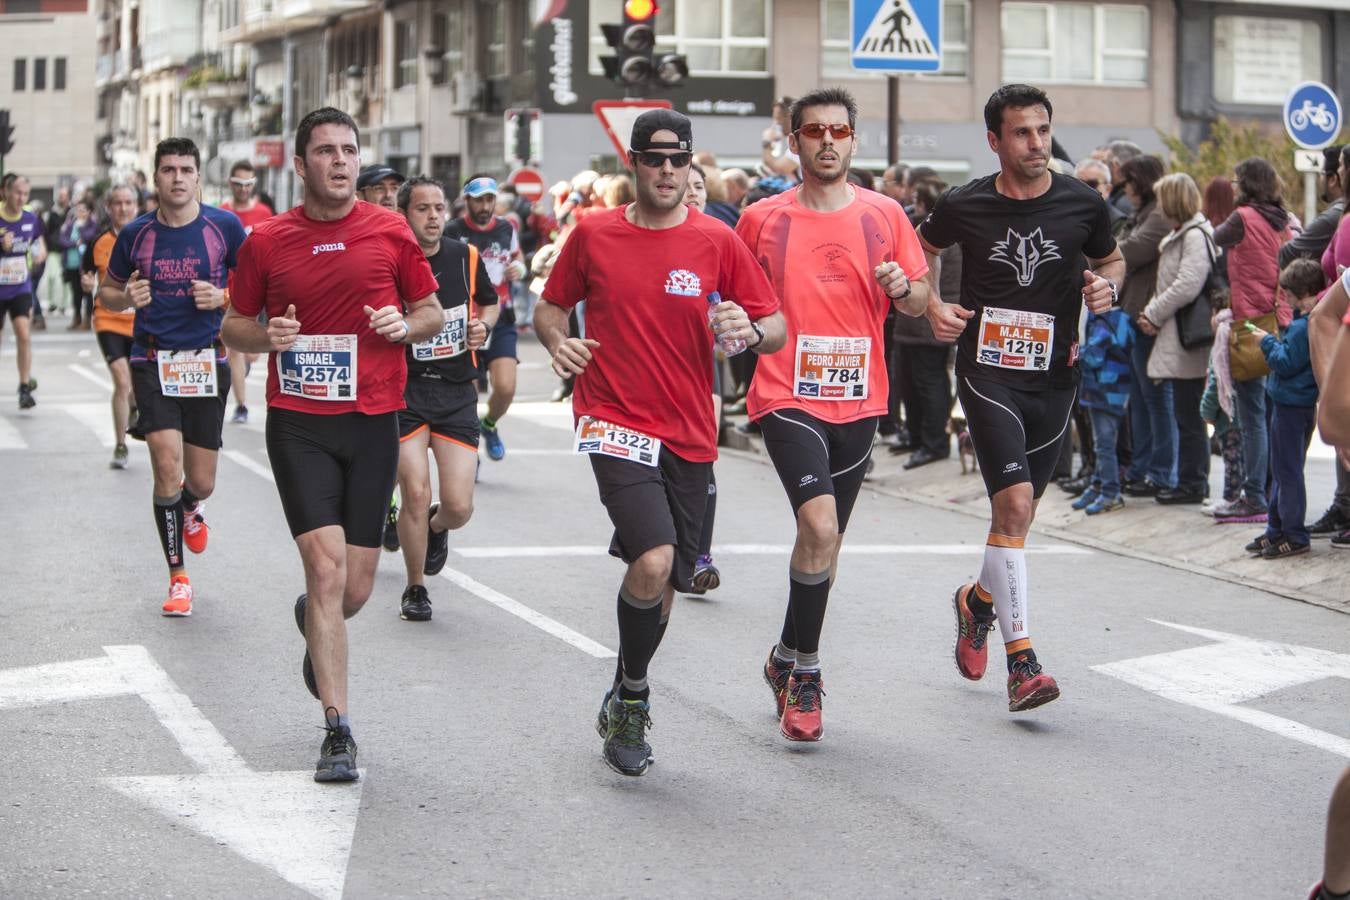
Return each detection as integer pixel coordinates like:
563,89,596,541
616,587,662,701
154,493,185,570
181,484,202,512
787,568,831,656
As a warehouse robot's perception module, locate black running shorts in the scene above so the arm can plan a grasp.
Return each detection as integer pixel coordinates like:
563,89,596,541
590,447,711,594
758,409,878,533
398,376,479,450
265,408,400,547
96,331,134,364
956,375,1077,499
0,293,33,323
130,358,230,449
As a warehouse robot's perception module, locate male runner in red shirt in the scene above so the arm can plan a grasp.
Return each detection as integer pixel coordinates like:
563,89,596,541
536,109,785,777
223,107,442,782
220,158,275,425
738,87,930,742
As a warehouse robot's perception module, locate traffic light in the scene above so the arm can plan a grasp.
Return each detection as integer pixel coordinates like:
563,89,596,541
599,1,687,93
0,109,14,158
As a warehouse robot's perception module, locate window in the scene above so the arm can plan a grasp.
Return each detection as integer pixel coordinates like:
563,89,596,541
822,0,968,79
1213,16,1322,107
394,20,417,88
1001,3,1148,85
12,58,24,91
483,1,506,77
432,8,465,85
54,57,66,91
33,57,46,91
589,0,771,77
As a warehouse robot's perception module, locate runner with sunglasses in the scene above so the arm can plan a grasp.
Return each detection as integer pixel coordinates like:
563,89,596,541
220,159,275,425
536,109,785,776
916,84,1123,711
737,88,930,741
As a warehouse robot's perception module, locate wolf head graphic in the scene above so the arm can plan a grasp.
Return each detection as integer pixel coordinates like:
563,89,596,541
989,228,1062,287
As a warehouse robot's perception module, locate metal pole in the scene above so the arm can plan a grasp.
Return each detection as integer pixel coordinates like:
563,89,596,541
887,75,899,166
1304,171,1317,230
281,35,295,209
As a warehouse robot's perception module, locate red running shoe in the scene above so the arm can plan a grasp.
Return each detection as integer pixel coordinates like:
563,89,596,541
953,584,994,681
780,671,824,742
1007,655,1060,712
183,501,209,554
762,648,792,718
162,575,193,617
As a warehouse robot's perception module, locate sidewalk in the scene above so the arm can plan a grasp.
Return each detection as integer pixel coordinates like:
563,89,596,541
722,419,1349,616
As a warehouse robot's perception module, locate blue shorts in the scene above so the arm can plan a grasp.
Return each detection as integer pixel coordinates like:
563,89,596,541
479,313,518,365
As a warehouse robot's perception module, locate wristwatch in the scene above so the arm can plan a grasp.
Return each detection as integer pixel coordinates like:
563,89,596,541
1105,278,1120,307
894,273,912,301
748,321,766,349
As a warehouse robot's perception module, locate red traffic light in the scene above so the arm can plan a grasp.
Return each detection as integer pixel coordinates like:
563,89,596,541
624,0,657,21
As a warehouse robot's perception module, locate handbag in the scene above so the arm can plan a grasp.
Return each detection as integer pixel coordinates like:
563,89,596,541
1173,224,1227,350
1229,310,1277,381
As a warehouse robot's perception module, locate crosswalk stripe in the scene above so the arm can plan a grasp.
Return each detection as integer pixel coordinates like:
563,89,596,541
67,363,113,393
0,415,26,449
62,402,116,448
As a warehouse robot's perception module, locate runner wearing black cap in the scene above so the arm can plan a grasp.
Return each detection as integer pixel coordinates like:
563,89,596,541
536,108,786,776
357,165,405,211
446,175,526,462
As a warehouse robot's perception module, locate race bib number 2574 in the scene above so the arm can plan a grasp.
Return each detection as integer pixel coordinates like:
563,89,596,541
277,334,358,401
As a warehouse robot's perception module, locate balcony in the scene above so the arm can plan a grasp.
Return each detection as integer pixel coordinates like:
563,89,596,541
220,0,376,45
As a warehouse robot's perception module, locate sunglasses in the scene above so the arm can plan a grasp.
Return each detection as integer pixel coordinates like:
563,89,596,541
632,151,693,169
1079,178,1102,189
229,178,256,187
796,123,854,140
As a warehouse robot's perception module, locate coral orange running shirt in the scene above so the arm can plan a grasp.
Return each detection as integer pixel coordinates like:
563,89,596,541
543,205,779,463
739,187,927,423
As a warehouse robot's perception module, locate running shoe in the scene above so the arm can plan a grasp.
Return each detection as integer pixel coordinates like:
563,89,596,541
1261,538,1310,560
780,671,825,742
162,575,193,617
952,583,994,681
400,584,433,622
17,383,35,410
295,593,318,700
1212,496,1268,524
1007,655,1060,712
1070,486,1100,511
763,648,793,718
26,376,37,390
183,501,209,554
423,502,449,576
110,443,129,470
1309,506,1350,538
314,706,359,783
690,555,720,594
602,695,653,776
1084,493,1124,515
382,501,400,552
231,404,248,424
1244,534,1273,555
595,688,613,738
1332,530,1350,550
481,420,505,460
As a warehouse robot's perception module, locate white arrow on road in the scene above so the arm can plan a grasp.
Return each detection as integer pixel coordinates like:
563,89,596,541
1092,620,1350,759
0,645,360,900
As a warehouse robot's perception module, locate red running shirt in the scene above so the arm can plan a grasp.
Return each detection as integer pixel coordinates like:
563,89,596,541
543,206,779,462
738,187,927,423
230,200,439,415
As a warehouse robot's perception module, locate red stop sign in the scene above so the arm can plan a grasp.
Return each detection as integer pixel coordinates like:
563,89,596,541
507,167,545,202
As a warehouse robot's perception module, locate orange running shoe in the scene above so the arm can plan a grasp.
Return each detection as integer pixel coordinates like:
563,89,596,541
780,670,824,742
183,501,208,554
162,575,193,617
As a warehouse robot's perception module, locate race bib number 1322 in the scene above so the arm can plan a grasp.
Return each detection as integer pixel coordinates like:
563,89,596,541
573,416,661,467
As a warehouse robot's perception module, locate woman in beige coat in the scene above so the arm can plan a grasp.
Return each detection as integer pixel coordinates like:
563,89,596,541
1139,173,1215,504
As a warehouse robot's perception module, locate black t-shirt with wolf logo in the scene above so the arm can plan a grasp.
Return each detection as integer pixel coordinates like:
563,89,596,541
918,172,1116,390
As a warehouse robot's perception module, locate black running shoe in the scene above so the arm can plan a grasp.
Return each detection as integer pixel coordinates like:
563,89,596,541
314,706,358,783
382,501,400,552
423,502,449,576
400,584,433,621
602,695,653,777
295,594,318,700
595,688,613,738
17,383,35,410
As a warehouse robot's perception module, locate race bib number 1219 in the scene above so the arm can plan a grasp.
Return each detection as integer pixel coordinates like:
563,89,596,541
976,307,1054,372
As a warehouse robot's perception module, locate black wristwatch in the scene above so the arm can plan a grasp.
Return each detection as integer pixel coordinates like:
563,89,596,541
748,321,766,349
1105,278,1120,307
894,273,913,301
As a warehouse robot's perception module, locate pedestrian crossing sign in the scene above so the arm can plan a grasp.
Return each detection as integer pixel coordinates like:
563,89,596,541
851,0,942,72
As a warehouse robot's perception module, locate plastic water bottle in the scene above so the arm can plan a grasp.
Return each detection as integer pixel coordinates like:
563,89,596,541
707,291,747,357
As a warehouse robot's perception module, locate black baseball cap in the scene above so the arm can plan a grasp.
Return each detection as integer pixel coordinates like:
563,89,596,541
356,164,406,190
1323,145,1344,177
630,109,693,153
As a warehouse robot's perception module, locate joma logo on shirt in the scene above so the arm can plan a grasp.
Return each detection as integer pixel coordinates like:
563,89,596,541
312,242,347,255
989,228,1061,287
665,269,701,297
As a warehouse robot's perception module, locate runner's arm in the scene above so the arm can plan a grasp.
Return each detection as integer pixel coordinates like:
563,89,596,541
535,299,598,377
1315,276,1350,449
30,236,46,267
220,307,272,353
1084,247,1126,313
1310,271,1350,387
97,270,149,312
916,230,972,342
749,309,786,354
396,294,445,344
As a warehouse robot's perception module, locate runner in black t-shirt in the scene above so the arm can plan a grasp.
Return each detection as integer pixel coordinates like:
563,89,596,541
916,84,1124,712
395,177,498,621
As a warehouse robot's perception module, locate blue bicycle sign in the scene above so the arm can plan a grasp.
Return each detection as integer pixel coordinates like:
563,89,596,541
1283,82,1342,151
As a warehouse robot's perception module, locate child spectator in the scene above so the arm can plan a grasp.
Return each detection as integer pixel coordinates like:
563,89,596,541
1247,259,1324,558
1073,306,1134,514
1202,305,1244,514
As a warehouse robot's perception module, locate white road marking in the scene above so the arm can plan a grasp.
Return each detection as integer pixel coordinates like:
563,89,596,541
453,543,1092,559
1093,620,1350,759
492,448,578,456
0,415,26,449
0,646,362,900
223,448,275,483
67,362,112,392
62,401,116,447
439,566,616,659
